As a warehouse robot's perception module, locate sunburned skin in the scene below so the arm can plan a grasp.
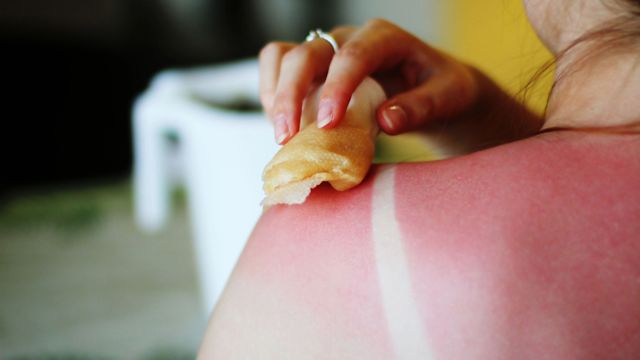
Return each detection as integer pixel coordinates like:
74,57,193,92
395,132,640,359
198,131,640,359
200,172,395,359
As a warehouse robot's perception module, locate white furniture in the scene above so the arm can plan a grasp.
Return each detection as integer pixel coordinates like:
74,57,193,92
132,59,279,313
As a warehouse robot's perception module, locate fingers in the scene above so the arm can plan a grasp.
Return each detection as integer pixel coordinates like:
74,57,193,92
377,63,478,134
260,20,478,143
261,27,356,144
317,19,416,129
270,40,336,144
258,42,295,116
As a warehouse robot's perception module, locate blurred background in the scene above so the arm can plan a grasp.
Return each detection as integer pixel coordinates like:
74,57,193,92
0,0,551,358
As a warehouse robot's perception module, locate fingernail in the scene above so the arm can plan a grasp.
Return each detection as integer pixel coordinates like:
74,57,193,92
317,101,334,128
274,114,289,144
382,105,407,131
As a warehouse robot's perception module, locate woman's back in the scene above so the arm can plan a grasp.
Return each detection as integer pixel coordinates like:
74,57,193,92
199,131,640,359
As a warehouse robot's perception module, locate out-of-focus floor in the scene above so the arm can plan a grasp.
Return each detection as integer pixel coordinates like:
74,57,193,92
0,180,205,359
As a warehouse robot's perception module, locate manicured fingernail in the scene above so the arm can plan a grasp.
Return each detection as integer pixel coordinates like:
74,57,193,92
382,105,407,131
317,101,334,128
274,114,289,144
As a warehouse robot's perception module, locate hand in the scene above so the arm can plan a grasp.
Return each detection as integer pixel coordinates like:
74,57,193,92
259,19,541,149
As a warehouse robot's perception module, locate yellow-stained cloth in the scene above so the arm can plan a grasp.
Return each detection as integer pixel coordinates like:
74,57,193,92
262,78,386,206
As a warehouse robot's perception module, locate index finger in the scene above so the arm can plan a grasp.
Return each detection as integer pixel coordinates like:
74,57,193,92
316,19,415,128
259,42,296,116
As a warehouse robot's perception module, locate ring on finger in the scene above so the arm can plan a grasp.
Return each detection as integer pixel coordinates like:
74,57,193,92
305,29,339,53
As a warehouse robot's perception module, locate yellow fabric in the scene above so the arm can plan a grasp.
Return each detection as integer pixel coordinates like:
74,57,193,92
374,133,439,163
446,0,554,114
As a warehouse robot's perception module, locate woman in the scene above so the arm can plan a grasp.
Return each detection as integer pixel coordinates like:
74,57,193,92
199,0,640,358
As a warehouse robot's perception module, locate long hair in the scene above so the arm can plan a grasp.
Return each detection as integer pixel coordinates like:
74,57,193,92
520,0,640,133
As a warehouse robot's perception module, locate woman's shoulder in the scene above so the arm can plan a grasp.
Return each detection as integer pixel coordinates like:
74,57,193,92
199,132,640,359
387,130,640,246
393,130,640,218
259,130,640,242
246,131,640,300
396,129,640,188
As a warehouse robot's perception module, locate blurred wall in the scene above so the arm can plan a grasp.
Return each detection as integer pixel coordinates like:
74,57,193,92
337,0,443,44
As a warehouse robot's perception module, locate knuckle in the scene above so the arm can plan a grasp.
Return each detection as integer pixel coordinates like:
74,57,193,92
448,66,477,102
260,89,274,104
320,82,350,101
412,96,435,126
365,18,391,29
274,88,298,104
259,42,287,59
366,18,408,40
335,42,368,61
282,46,314,66
259,97,273,115
258,43,275,59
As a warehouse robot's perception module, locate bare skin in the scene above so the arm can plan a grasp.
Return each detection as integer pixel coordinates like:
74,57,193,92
199,131,640,359
524,0,640,131
199,0,640,358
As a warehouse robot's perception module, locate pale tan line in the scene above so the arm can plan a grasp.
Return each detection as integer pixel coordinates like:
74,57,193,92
371,165,434,359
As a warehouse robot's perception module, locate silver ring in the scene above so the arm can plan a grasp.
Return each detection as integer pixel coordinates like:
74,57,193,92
305,29,339,53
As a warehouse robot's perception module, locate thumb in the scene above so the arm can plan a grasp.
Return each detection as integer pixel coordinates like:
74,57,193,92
376,68,478,135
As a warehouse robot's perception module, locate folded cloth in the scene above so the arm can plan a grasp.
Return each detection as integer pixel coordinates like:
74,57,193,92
262,78,387,206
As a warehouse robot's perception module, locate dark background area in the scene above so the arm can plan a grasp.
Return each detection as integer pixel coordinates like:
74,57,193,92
1,0,336,197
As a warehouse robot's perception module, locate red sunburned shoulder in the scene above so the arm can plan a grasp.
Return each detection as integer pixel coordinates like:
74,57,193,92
392,132,640,359
208,131,640,359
